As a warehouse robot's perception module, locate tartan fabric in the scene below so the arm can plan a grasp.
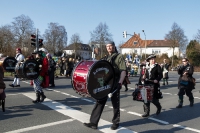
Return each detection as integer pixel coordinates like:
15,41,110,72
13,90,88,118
33,77,43,93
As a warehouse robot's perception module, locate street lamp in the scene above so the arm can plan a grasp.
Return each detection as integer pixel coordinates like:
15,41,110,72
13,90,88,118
142,30,146,58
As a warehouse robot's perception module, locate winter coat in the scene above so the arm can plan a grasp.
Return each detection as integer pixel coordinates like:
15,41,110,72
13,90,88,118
139,63,163,99
178,64,195,90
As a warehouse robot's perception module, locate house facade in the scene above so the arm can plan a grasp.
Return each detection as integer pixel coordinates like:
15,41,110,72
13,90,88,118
120,32,179,57
63,43,92,60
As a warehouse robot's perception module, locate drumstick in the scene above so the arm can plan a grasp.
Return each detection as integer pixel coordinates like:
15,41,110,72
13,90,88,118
108,89,117,98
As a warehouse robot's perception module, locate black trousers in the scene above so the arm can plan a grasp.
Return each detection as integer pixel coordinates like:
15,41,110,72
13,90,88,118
90,88,120,125
49,70,55,85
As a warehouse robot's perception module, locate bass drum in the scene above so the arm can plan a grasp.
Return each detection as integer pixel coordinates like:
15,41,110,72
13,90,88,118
0,57,17,72
72,60,115,100
15,59,40,80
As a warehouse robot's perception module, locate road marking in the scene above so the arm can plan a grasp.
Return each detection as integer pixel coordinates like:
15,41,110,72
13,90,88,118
5,119,74,133
148,117,169,125
162,92,173,95
173,124,200,133
128,112,142,117
22,92,136,133
128,112,169,125
82,98,93,102
7,93,21,96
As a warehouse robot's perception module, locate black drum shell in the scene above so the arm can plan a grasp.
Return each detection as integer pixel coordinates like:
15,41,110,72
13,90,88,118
0,57,17,72
15,59,40,80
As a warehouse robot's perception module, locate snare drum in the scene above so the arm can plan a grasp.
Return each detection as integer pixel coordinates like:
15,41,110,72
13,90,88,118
15,59,39,80
135,84,154,102
0,57,17,72
72,60,115,100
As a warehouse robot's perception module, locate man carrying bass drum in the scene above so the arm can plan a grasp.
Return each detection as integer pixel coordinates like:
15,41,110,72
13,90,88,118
83,41,126,130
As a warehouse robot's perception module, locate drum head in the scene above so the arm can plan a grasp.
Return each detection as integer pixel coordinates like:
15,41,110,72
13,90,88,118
23,59,40,79
2,57,17,72
87,60,115,100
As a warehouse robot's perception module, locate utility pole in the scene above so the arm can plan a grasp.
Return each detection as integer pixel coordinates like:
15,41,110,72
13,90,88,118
142,30,146,58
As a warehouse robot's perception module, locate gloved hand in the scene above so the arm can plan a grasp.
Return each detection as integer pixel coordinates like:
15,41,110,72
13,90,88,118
116,83,122,90
38,75,43,82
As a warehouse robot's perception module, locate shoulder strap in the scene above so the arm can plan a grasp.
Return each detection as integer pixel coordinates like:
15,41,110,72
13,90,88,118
110,53,120,64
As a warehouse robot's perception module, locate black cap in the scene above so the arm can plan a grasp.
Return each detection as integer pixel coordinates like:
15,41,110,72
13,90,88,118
146,54,156,62
106,41,115,46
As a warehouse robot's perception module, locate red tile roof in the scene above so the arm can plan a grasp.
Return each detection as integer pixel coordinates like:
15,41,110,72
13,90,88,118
120,33,175,48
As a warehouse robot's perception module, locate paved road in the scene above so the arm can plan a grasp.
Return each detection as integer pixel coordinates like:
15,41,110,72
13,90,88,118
1,71,200,133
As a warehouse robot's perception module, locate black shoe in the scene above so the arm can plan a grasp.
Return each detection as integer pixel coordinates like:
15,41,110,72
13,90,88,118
176,104,182,108
162,83,165,86
9,84,14,87
125,88,128,91
111,123,119,130
156,106,162,115
83,123,97,129
190,101,194,107
142,113,149,117
50,85,55,87
15,85,20,87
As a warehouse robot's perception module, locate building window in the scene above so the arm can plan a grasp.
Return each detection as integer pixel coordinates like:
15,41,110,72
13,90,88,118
134,50,137,53
134,41,138,45
152,49,161,54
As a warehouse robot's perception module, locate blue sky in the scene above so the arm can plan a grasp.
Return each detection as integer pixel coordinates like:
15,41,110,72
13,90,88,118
1,0,200,46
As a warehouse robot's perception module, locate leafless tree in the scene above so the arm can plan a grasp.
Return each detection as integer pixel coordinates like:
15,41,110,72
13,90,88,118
11,14,35,52
165,22,188,66
70,33,82,60
0,25,16,56
117,41,125,53
43,22,67,54
195,29,200,42
90,22,112,58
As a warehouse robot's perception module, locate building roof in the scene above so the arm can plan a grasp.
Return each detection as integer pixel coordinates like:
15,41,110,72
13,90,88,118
120,33,177,48
64,43,92,51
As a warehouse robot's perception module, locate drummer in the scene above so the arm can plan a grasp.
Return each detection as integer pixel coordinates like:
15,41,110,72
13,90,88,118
83,41,126,130
9,48,24,87
139,54,163,117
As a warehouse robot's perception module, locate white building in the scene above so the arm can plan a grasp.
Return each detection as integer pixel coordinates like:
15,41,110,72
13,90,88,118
120,33,179,57
63,43,92,60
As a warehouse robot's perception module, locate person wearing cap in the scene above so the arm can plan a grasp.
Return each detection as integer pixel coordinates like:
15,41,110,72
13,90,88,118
161,59,171,85
176,58,195,108
83,41,126,130
9,48,25,88
32,49,48,103
140,54,163,117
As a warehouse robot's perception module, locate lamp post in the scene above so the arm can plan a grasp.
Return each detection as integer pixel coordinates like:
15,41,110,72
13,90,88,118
142,30,146,58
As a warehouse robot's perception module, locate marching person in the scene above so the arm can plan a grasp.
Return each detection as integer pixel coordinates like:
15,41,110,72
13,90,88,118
83,41,126,130
46,53,56,87
161,59,171,85
32,48,48,103
139,54,163,117
0,66,6,112
176,58,195,108
9,48,25,87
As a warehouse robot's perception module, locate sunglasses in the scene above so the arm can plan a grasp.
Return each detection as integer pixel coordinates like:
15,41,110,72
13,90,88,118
182,61,186,62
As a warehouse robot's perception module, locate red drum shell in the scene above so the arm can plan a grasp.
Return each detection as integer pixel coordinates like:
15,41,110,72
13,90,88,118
136,84,154,102
72,60,115,100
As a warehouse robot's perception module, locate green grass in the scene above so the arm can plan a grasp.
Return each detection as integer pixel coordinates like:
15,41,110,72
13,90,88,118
4,72,14,77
